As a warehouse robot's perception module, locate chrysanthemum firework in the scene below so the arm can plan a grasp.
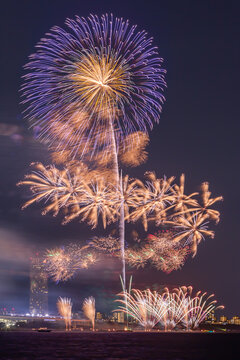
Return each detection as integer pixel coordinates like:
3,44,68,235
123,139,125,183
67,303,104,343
21,14,166,159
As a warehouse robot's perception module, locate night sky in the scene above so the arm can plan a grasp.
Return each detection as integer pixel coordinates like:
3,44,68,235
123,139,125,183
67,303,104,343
0,1,239,317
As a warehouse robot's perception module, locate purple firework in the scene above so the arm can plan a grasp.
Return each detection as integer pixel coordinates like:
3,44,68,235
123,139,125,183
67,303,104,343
21,14,166,158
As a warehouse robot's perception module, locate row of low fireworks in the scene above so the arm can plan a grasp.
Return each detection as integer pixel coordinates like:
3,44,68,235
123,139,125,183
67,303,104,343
58,286,223,331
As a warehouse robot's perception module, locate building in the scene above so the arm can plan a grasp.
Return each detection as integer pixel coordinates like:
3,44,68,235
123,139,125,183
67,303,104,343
113,311,124,323
29,254,48,316
219,315,227,323
96,312,103,320
205,310,216,323
228,316,240,325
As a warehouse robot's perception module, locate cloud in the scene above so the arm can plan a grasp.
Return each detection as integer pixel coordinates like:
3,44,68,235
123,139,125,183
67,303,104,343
0,227,33,265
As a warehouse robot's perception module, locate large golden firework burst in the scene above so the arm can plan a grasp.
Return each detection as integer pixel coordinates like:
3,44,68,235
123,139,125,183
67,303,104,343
71,51,130,117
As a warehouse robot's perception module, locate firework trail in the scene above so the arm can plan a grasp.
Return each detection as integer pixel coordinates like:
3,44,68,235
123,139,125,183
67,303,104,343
57,297,72,331
82,297,96,331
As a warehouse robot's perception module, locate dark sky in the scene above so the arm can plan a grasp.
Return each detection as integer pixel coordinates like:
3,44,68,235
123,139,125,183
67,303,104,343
0,0,239,317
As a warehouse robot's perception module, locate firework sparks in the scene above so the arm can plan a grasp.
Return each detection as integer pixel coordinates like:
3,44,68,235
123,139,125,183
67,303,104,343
173,181,223,223
22,14,166,160
57,297,72,331
90,236,120,255
198,182,223,223
151,247,189,273
19,165,222,263
116,287,223,331
168,213,215,256
125,231,189,272
82,297,96,331
171,174,199,212
119,132,149,167
129,172,175,230
116,289,167,330
18,163,119,229
44,244,97,282
63,179,118,228
125,249,149,269
170,286,224,330
17,162,85,216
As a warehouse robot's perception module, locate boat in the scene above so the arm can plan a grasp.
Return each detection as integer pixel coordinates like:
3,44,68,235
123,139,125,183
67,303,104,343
37,327,51,332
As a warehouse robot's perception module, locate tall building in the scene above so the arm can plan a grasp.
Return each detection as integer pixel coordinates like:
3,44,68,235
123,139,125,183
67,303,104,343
113,311,125,323
29,254,48,316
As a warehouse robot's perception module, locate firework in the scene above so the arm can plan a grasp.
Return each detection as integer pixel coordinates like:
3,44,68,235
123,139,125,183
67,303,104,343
22,14,166,159
57,297,72,331
90,236,120,254
19,164,222,265
198,182,223,223
170,286,224,330
17,162,86,215
119,132,149,167
124,248,149,269
159,287,191,330
18,163,118,229
82,297,96,331
173,181,223,223
116,289,167,330
151,247,189,273
171,174,199,212
129,172,175,230
44,244,97,282
183,292,224,329
120,175,146,219
125,231,189,272
115,287,223,331
168,212,215,256
63,178,118,228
